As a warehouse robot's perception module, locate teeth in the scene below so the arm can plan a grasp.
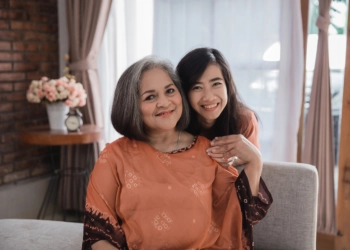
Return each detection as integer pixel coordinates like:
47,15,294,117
203,104,218,109
158,111,172,116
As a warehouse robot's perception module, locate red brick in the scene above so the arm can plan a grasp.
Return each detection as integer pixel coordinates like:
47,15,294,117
3,169,30,184
14,82,29,91
15,158,40,171
0,132,18,143
24,31,52,42
0,164,14,176
31,164,51,177
37,23,57,33
0,1,10,8
0,52,24,62
0,20,9,29
0,123,14,133
13,42,38,52
26,72,44,80
0,143,14,154
0,113,15,123
0,83,13,91
27,13,50,22
10,21,37,31
0,41,11,50
9,1,36,11
40,62,58,71
0,10,29,20
14,101,35,111
0,72,25,81
0,63,12,71
41,43,58,52
24,53,50,62
0,31,24,41
14,110,30,121
0,102,13,112
13,62,39,71
36,5,57,13
0,92,26,102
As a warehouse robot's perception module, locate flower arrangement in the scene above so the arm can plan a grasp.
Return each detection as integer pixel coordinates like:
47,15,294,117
26,75,87,108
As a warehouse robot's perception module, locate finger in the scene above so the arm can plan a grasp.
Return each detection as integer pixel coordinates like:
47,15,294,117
210,135,241,146
207,144,235,154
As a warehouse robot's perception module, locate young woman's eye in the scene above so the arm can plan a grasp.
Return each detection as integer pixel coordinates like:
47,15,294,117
191,85,201,91
213,82,222,87
145,95,155,101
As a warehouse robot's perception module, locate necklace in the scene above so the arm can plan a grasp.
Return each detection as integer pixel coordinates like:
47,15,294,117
173,131,181,151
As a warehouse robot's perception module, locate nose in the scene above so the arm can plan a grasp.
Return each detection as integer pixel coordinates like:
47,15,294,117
201,88,215,102
156,94,171,108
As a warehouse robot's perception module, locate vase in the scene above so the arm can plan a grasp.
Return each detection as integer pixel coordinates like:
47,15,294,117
46,102,69,131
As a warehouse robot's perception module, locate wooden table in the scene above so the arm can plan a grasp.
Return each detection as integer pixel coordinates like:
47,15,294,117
20,124,102,146
20,124,102,221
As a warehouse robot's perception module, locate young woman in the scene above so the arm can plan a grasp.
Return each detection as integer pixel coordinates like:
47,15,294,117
176,47,260,168
82,56,272,250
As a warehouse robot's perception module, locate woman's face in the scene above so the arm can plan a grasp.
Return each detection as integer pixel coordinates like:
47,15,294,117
187,64,228,128
139,67,183,134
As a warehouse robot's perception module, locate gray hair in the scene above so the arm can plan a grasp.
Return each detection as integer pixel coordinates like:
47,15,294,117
111,55,190,141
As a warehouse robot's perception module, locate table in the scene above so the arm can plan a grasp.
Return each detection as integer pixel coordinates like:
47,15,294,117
20,124,102,221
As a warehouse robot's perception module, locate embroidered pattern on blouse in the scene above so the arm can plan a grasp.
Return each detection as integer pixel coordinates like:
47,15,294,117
154,151,172,166
98,147,109,164
208,221,219,234
82,204,128,250
151,211,173,231
190,181,207,197
125,170,141,189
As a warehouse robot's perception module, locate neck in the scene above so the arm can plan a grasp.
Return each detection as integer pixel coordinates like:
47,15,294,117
146,129,180,153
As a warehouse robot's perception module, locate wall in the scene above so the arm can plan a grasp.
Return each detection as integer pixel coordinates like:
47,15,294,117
0,0,59,187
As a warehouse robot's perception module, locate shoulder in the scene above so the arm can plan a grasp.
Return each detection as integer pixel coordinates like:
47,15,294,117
239,108,260,149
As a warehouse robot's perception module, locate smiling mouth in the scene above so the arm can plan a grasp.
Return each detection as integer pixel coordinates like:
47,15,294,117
156,110,174,116
202,103,219,109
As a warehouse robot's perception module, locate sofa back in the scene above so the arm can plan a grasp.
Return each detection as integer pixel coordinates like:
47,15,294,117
254,161,318,250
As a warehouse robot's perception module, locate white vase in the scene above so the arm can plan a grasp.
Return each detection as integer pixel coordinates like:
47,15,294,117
46,102,69,131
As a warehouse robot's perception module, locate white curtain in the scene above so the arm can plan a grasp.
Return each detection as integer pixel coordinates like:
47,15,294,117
153,0,304,161
98,0,153,142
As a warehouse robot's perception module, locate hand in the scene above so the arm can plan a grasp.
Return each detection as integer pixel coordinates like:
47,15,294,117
206,134,262,168
206,134,262,195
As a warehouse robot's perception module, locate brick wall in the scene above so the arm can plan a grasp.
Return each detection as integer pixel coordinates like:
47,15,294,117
0,0,60,186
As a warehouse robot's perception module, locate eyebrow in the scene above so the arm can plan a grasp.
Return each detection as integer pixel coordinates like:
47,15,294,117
195,77,224,84
140,83,175,96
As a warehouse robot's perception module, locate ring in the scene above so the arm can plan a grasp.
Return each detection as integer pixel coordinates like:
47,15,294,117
233,156,238,164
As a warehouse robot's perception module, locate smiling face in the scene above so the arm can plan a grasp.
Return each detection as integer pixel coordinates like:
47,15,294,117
187,63,228,128
139,67,183,134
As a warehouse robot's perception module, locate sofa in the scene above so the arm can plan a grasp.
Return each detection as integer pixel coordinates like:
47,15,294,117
0,161,318,250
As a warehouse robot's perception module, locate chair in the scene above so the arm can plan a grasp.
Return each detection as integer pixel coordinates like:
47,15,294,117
254,161,318,250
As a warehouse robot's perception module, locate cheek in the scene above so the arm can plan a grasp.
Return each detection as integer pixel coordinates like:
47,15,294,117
188,92,198,109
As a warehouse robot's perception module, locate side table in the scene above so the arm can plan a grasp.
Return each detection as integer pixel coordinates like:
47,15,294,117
20,124,102,221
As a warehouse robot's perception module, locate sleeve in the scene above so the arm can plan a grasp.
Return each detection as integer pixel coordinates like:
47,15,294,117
241,110,260,150
82,146,128,250
235,170,273,227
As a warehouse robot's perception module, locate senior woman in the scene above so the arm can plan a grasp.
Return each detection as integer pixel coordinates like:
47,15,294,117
82,56,272,250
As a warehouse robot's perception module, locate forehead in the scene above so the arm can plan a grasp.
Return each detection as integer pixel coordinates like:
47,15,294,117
199,63,224,80
140,67,174,91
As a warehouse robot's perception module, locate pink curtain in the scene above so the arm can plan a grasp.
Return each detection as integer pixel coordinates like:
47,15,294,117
60,0,112,212
302,0,337,235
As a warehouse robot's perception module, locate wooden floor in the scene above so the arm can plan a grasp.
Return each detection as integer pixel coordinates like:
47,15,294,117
317,233,335,250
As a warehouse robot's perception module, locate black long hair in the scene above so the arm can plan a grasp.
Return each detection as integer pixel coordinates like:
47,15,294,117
176,47,254,139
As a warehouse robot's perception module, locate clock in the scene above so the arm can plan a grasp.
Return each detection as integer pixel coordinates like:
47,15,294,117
65,108,83,132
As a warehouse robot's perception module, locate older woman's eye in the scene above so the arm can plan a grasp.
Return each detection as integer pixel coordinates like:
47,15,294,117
145,95,155,101
166,88,175,94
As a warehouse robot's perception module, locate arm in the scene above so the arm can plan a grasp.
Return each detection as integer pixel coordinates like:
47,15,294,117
235,170,273,226
206,134,262,196
82,147,128,250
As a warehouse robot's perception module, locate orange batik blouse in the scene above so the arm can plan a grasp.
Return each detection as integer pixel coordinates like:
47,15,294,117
82,136,272,250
